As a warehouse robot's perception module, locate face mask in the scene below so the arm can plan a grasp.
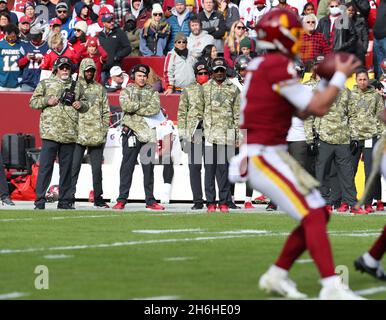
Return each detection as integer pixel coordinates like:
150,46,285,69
196,75,209,85
329,7,341,15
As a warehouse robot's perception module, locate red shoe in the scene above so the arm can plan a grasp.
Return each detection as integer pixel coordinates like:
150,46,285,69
219,204,229,213
365,204,374,213
350,206,368,214
326,205,333,214
112,201,125,210
376,200,384,211
244,201,255,209
337,202,349,213
89,190,94,203
254,195,268,204
207,204,216,213
146,203,165,211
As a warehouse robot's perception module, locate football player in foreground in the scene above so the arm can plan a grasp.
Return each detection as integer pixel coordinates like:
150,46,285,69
229,9,363,299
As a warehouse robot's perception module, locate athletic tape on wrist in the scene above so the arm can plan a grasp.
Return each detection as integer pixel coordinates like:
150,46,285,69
329,71,347,90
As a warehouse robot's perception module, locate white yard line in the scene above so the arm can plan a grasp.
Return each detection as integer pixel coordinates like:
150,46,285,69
133,229,203,234
133,295,179,300
0,292,28,300
296,259,313,264
43,254,74,260
164,257,195,261
0,214,122,222
354,286,386,296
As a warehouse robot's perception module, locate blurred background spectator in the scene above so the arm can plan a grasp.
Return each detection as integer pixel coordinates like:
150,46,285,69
166,0,191,51
0,0,18,25
199,43,218,66
187,13,215,59
105,65,129,92
123,13,140,56
217,0,240,33
43,17,63,42
224,20,253,67
301,1,315,15
373,0,386,79
18,14,30,41
69,20,89,55
55,2,74,40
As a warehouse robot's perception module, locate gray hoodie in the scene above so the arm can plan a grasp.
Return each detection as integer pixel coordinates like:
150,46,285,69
187,30,215,59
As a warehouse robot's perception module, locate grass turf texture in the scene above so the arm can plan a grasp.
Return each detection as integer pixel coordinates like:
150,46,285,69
0,209,385,300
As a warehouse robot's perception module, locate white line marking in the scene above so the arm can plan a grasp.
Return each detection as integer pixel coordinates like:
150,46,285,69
133,229,203,234
354,286,386,296
296,259,313,264
164,257,195,261
0,214,121,222
43,254,74,260
217,230,269,235
133,295,179,300
0,292,28,300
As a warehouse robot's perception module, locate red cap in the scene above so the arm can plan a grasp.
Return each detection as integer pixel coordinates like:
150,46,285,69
87,37,98,47
19,15,31,24
50,18,62,26
255,0,266,4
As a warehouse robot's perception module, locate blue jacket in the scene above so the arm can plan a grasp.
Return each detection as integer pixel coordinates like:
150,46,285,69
166,9,191,51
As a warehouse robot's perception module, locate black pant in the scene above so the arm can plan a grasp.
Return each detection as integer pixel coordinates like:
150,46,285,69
351,138,382,205
288,140,315,177
204,144,232,205
0,153,9,199
35,139,75,206
117,135,156,205
159,153,174,184
71,143,105,204
187,141,204,205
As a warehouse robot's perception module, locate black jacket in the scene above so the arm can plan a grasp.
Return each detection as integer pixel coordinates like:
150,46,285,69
197,10,226,40
316,15,357,53
98,27,132,72
352,15,369,59
374,0,386,40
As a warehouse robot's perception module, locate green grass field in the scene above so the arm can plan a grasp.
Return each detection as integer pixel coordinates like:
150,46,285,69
0,209,386,300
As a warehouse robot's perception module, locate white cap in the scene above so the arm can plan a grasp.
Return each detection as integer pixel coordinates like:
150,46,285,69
110,66,123,77
152,3,163,15
74,20,88,34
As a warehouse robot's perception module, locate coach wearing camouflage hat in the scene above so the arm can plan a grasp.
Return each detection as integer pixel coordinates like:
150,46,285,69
113,64,165,211
30,56,89,210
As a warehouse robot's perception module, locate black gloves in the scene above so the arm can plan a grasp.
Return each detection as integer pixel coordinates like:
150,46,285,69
307,142,318,156
350,140,359,155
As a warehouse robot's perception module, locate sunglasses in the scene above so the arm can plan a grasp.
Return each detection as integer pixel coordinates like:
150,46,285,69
329,5,338,7
74,29,83,32
197,71,208,75
58,65,70,70
153,13,162,16
213,68,225,73
236,26,247,30
176,40,187,44
57,10,67,13
306,21,316,24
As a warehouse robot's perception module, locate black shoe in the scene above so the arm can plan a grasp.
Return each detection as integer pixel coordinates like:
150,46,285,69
354,256,386,281
228,202,241,209
94,202,110,209
34,203,45,210
57,202,75,210
266,203,277,211
191,203,204,210
1,197,15,206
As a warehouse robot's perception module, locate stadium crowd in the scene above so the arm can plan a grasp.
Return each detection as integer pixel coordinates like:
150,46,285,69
0,0,386,214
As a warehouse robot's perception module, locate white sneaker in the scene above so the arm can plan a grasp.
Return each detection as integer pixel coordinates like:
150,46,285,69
160,183,172,204
319,277,365,300
259,269,307,299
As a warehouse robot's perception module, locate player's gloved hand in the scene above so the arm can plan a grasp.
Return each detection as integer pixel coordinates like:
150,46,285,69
307,142,318,156
350,140,359,155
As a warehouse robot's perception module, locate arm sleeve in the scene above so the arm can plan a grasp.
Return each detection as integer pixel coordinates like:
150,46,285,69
135,91,161,116
29,81,49,109
177,89,188,138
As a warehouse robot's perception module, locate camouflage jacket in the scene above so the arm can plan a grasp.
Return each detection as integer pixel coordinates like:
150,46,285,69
77,58,110,146
202,79,240,145
304,86,358,145
120,83,160,143
30,74,89,144
349,85,385,140
177,82,204,142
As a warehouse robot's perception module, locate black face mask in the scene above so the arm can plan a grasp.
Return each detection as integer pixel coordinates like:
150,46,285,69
175,47,188,58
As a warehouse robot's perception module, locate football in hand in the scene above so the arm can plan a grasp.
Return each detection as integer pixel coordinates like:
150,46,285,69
315,52,359,80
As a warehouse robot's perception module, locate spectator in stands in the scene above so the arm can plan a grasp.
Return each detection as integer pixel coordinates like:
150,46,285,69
98,12,131,83
76,37,108,83
30,56,89,210
140,3,170,56
36,0,57,21
373,0,386,79
147,66,163,92
316,0,357,54
198,0,226,52
302,1,315,15
0,0,17,25
224,20,253,68
164,32,196,94
42,17,63,42
41,33,78,70
112,63,165,211
239,36,255,59
299,14,330,67
71,58,110,209
129,0,152,29
68,21,89,54
317,0,330,19
24,2,40,28
18,15,31,41
273,0,299,14
18,26,49,91
108,0,131,28
243,0,270,41
0,24,22,91
346,2,369,64
166,0,191,51
178,61,208,210
216,0,240,32
81,0,100,23
0,12,9,40
0,153,15,206
73,1,102,36
186,0,196,12
55,2,74,40
123,13,141,56
105,65,130,92
187,14,215,59
200,43,217,66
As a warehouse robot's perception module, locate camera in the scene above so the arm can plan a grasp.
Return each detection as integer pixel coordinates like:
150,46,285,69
60,88,76,106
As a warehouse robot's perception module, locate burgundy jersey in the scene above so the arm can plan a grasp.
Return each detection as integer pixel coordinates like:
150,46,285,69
241,53,307,146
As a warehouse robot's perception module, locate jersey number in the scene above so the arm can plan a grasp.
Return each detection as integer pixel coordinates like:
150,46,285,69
3,56,19,72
